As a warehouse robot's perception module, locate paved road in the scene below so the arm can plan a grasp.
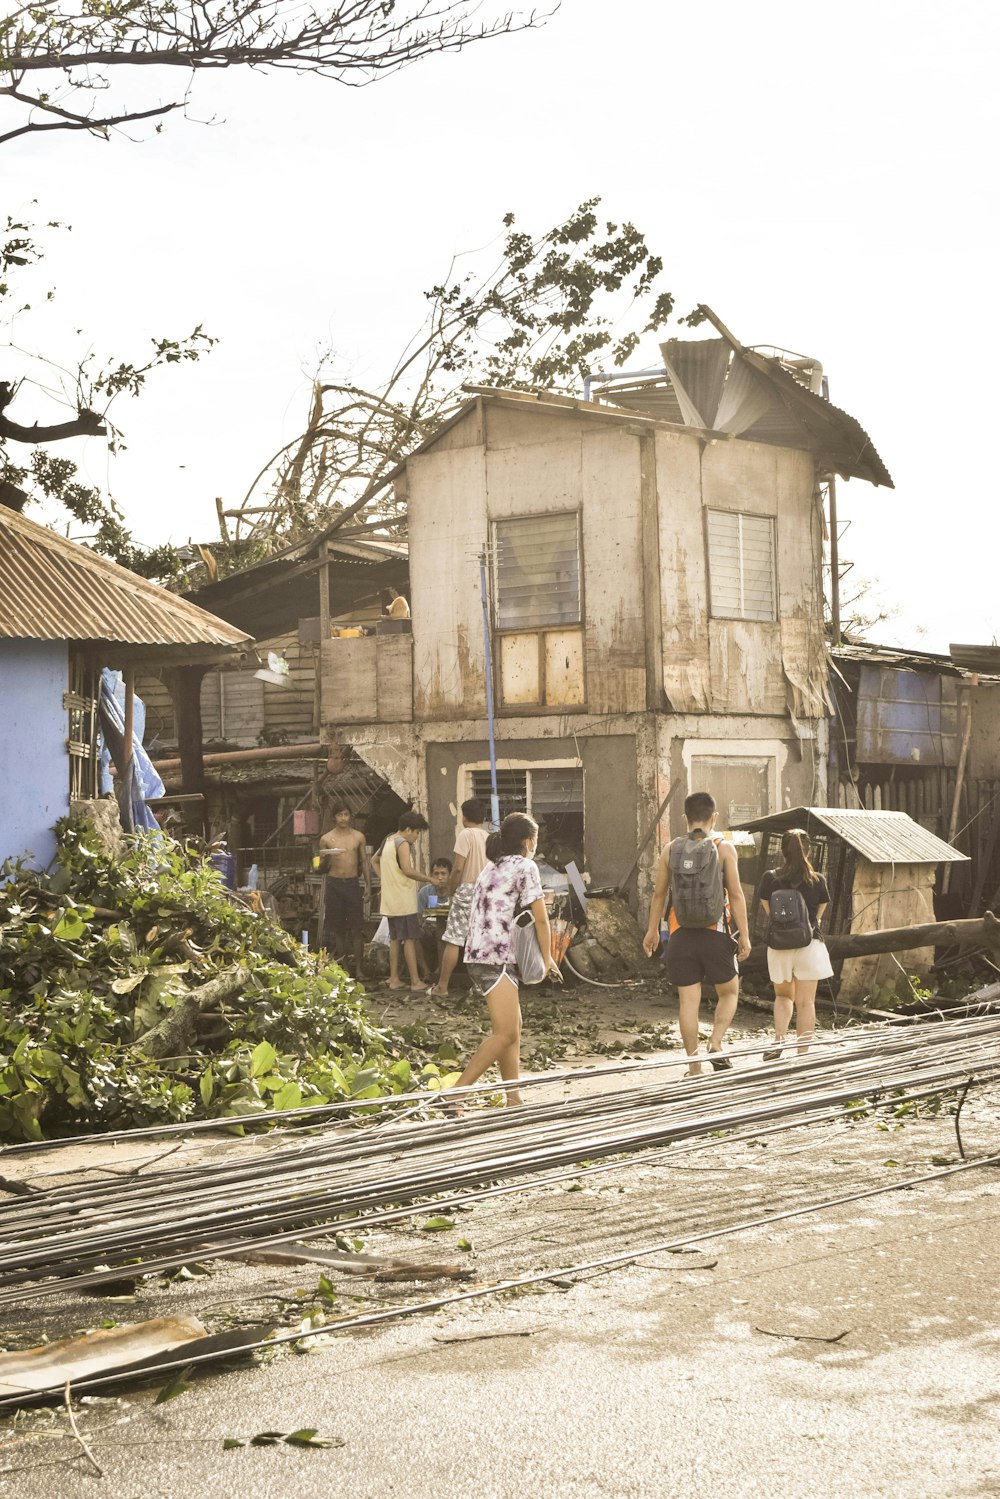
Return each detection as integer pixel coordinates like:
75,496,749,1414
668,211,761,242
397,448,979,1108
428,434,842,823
3,1084,999,1498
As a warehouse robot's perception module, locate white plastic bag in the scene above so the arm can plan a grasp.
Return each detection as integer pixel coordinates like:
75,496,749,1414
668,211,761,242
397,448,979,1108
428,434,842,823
371,916,390,947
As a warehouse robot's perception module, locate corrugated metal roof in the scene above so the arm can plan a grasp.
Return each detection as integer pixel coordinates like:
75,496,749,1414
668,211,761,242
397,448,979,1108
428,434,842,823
732,806,968,864
950,643,1000,674
0,509,250,651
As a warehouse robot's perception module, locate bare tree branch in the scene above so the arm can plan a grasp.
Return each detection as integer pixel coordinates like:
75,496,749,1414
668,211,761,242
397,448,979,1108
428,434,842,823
218,198,673,565
0,1,541,145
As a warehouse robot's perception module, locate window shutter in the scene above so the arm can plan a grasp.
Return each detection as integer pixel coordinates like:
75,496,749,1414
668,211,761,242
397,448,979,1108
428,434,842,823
495,514,581,630
707,510,775,621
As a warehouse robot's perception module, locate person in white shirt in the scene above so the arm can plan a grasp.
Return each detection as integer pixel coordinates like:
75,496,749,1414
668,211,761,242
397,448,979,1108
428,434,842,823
428,798,490,997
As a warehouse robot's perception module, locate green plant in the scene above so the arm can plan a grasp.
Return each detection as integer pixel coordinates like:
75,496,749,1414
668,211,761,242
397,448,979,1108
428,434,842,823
0,822,418,1140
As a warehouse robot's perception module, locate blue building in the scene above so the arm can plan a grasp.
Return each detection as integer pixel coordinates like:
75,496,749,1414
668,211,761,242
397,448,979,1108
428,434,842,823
0,508,249,869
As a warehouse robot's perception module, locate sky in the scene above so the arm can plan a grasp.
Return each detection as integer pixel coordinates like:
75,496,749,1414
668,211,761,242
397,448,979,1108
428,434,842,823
4,0,998,653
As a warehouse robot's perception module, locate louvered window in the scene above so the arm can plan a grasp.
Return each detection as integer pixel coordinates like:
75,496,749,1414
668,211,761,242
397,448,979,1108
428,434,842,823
707,510,776,622
469,766,584,869
494,513,581,630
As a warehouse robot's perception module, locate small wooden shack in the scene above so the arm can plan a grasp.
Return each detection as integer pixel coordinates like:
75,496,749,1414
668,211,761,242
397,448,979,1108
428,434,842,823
735,806,969,1001
0,508,249,867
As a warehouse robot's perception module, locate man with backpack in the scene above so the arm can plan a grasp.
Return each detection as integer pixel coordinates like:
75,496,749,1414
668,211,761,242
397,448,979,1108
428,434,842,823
642,791,752,1076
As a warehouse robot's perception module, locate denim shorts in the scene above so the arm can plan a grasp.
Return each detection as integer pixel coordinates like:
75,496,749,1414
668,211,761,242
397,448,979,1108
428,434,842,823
466,962,518,997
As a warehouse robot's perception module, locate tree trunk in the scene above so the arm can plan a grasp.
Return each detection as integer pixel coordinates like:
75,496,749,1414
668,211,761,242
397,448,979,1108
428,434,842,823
750,911,1000,967
136,966,249,1060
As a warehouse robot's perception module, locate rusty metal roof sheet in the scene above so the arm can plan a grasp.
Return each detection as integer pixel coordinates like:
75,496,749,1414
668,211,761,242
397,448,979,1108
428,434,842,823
950,643,1000,674
732,806,968,864
0,508,250,653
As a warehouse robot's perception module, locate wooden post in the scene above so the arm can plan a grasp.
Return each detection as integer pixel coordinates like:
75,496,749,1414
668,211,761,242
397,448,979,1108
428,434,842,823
315,541,330,734
167,665,209,813
827,474,841,645
943,681,975,894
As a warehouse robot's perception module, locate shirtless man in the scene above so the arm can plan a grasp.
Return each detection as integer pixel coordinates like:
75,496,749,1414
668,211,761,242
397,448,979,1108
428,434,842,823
319,805,370,977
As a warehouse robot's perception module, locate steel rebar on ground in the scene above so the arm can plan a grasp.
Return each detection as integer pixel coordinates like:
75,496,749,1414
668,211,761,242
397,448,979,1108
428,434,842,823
0,1012,997,1307
0,1148,997,1412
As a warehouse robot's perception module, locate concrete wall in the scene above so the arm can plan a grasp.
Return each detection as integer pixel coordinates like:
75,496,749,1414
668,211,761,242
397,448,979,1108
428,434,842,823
0,638,69,869
425,730,641,895
408,404,649,721
656,712,827,843
408,405,827,732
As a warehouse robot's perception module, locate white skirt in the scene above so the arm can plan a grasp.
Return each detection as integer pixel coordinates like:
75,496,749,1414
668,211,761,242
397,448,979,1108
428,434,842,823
767,938,834,984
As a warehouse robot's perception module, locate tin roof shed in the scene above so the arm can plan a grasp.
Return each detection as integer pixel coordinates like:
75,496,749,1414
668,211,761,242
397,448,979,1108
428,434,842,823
734,807,968,865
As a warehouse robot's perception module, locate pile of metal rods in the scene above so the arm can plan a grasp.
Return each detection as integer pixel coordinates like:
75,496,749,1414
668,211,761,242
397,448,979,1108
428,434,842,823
0,1010,997,1308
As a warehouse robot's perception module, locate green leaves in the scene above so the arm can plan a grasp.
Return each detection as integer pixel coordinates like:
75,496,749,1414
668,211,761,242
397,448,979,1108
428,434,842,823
421,1216,455,1233
154,1365,193,1404
52,905,91,942
250,1040,277,1079
224,1429,342,1450
0,826,412,1140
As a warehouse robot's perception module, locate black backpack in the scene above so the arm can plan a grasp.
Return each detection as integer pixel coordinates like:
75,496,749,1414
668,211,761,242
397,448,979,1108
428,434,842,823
668,834,725,928
766,887,813,950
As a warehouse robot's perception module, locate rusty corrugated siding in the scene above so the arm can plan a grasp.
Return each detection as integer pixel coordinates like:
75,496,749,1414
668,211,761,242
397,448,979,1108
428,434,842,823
0,510,249,649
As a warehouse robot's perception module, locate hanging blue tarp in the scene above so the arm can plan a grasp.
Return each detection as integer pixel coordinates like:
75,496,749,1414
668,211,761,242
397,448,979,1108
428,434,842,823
98,670,164,833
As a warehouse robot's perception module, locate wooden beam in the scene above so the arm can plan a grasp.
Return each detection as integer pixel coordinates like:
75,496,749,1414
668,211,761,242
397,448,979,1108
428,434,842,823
823,911,1000,961
166,665,209,809
122,664,135,796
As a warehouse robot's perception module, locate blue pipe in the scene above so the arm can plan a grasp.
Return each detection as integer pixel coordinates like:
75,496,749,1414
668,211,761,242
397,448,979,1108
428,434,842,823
479,549,501,830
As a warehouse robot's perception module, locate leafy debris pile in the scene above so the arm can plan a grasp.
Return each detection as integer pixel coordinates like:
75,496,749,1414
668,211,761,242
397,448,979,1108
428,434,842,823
0,821,415,1141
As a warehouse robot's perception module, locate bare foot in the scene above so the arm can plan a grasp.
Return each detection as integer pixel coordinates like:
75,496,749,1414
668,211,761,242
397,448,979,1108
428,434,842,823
427,986,449,997
685,1061,704,1078
387,981,407,991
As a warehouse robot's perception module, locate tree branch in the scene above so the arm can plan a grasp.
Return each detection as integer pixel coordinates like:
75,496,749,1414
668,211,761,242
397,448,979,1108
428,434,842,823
0,408,106,444
1,1,540,145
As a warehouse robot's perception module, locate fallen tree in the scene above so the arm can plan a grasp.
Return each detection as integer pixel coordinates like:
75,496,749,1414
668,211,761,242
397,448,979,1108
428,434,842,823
823,912,1000,961
136,965,251,1061
0,816,419,1141
745,911,1000,970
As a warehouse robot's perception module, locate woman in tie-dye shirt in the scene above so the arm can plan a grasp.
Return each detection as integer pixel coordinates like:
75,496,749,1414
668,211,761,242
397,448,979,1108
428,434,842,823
454,813,562,1106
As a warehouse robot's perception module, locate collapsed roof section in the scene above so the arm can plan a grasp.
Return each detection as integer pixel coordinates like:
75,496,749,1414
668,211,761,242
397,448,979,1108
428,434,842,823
592,306,893,489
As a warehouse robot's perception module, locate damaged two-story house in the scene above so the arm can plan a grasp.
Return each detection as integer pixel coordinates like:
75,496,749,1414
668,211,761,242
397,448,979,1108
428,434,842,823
319,319,892,909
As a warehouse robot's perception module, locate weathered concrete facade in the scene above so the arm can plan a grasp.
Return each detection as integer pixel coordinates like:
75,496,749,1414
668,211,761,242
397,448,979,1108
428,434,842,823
322,393,833,910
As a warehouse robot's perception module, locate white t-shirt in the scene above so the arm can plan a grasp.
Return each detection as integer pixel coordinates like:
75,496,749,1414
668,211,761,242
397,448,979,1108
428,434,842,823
454,826,488,887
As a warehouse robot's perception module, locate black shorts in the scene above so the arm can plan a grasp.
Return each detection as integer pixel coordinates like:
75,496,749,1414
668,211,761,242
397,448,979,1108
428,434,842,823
666,927,738,988
324,877,364,939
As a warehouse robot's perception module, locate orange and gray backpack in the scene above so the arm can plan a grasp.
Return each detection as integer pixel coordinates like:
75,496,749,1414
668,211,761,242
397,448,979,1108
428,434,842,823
668,833,725,928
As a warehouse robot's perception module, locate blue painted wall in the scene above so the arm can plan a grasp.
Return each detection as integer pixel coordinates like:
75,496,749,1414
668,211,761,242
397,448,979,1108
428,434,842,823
0,639,69,870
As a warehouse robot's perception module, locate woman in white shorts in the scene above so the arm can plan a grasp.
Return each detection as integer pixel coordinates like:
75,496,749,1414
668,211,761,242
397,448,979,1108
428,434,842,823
758,829,833,1059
